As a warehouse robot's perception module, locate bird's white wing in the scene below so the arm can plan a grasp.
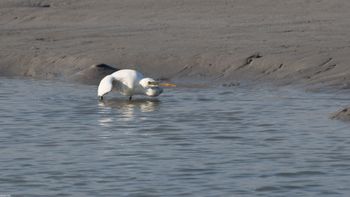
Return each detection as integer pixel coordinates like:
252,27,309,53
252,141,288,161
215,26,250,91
97,75,114,97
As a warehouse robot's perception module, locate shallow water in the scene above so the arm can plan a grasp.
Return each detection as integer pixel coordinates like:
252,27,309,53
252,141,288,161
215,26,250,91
0,77,350,197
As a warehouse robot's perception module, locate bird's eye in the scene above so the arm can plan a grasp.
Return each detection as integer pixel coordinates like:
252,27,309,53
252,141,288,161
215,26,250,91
148,81,159,86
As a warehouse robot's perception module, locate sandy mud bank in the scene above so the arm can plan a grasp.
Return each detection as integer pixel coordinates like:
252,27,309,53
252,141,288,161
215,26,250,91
1,0,350,118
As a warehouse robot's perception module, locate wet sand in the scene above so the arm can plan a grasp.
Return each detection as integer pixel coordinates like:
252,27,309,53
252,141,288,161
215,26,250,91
1,0,350,118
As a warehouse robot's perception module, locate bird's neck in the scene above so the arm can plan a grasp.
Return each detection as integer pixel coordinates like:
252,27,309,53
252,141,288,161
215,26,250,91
135,83,147,95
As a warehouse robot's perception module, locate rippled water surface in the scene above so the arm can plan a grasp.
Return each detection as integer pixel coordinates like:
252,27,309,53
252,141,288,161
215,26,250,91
1,77,350,197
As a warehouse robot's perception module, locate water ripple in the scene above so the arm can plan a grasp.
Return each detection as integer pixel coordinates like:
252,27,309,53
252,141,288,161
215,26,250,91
1,78,350,196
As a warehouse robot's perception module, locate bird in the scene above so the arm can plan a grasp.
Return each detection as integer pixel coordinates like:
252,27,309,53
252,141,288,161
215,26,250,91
97,69,176,100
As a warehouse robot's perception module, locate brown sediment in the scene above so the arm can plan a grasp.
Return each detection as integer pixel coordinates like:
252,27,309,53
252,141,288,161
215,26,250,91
331,107,350,121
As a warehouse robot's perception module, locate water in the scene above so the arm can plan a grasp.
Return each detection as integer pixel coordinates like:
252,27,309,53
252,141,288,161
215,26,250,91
0,77,350,197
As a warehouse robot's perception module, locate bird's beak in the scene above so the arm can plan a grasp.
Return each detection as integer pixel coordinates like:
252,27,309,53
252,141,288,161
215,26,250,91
159,83,176,87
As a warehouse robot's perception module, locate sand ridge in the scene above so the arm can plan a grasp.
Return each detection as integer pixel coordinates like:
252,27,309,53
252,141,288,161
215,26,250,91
1,0,350,91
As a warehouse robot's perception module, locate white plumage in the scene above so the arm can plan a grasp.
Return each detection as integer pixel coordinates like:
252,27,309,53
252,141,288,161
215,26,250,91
97,69,174,100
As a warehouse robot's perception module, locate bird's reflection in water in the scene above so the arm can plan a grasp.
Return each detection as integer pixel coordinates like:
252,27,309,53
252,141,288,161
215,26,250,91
97,98,160,126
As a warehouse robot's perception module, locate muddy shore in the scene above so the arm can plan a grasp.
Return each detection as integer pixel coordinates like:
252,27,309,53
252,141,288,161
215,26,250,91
1,0,350,119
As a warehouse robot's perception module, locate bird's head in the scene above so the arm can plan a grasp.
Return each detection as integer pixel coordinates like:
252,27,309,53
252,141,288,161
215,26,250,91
139,78,163,97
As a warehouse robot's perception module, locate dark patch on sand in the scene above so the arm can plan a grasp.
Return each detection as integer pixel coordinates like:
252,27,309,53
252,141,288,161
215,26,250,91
71,64,119,85
331,107,350,121
235,53,263,71
222,82,240,87
262,64,284,75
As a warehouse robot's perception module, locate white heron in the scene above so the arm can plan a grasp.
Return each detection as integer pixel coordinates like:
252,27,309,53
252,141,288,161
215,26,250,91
97,69,175,100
